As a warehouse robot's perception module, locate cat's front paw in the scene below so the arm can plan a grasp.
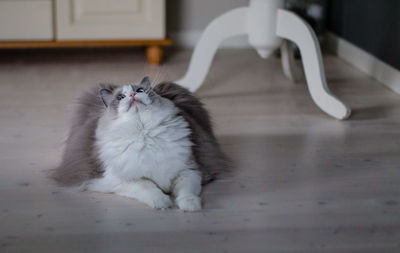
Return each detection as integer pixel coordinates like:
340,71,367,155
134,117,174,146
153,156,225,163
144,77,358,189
176,195,201,212
147,193,173,210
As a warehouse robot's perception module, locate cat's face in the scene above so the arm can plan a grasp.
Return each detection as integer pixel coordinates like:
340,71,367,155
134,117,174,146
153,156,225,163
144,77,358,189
100,76,155,114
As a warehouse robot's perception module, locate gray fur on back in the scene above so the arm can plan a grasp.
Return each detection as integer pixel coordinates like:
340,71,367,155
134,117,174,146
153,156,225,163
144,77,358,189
153,82,229,184
53,82,228,186
52,84,116,185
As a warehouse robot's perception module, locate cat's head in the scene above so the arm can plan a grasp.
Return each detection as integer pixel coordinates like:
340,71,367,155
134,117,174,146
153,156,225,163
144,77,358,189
99,76,156,114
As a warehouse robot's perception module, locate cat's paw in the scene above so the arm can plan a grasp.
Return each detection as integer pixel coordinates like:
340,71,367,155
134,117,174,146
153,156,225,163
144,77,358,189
176,195,201,212
79,178,113,193
78,182,89,191
79,180,99,192
147,193,173,210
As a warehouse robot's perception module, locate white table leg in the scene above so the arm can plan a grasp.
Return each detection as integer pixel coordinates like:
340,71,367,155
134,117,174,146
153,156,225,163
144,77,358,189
175,7,248,92
276,9,351,120
281,39,303,82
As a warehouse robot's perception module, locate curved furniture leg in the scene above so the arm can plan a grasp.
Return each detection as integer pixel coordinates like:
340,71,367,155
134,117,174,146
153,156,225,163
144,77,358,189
175,7,248,92
276,9,351,120
281,39,303,82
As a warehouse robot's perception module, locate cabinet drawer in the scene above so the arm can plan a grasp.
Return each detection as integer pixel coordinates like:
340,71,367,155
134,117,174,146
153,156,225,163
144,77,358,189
55,0,165,40
0,0,53,40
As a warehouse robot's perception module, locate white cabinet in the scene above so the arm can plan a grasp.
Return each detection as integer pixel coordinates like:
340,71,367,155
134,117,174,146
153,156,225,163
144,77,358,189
0,0,53,40
0,0,168,64
55,0,165,40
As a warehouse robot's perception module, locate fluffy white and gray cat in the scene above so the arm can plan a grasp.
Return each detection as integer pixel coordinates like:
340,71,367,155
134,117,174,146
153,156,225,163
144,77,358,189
53,77,228,211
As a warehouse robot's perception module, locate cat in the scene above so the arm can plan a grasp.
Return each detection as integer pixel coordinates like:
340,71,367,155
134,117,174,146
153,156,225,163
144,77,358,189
53,76,228,211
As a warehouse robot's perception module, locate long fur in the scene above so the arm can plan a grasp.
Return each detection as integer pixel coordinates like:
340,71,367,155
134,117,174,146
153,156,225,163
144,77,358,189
153,82,229,184
53,82,228,186
52,84,116,185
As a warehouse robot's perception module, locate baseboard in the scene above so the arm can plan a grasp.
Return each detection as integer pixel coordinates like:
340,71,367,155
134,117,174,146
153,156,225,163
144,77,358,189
326,32,400,94
169,30,251,49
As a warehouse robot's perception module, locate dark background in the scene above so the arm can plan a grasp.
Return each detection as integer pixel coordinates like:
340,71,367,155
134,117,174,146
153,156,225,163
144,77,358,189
327,0,400,70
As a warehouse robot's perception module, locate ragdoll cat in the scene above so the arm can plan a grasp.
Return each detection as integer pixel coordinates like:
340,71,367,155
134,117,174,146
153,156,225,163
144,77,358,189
53,77,227,211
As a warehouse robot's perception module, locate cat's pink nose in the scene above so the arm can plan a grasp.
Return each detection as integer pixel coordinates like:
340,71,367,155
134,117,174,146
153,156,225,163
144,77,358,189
130,93,136,97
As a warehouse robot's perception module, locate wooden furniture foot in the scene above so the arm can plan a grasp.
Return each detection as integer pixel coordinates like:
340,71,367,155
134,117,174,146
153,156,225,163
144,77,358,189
146,45,163,65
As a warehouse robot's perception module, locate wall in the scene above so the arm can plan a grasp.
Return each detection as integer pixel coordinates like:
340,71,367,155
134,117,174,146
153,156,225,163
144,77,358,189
327,0,400,70
166,0,248,47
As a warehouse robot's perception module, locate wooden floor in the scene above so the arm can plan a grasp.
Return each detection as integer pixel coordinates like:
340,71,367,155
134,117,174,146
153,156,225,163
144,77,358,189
0,48,399,252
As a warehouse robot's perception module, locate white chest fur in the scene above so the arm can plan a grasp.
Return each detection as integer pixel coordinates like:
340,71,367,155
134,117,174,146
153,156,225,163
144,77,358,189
95,104,194,192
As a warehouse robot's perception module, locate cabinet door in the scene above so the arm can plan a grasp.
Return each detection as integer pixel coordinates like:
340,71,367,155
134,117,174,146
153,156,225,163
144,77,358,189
0,0,53,40
55,0,165,40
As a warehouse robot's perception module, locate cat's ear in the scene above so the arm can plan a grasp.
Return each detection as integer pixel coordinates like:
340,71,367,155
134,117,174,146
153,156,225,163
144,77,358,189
140,76,151,89
99,88,113,107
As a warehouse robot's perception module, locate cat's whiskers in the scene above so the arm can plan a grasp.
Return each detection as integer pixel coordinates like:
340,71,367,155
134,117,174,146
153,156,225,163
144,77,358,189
151,71,163,87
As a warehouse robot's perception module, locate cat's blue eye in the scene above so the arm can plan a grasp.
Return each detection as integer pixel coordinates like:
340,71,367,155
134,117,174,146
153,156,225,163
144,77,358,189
117,94,125,100
136,88,144,93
